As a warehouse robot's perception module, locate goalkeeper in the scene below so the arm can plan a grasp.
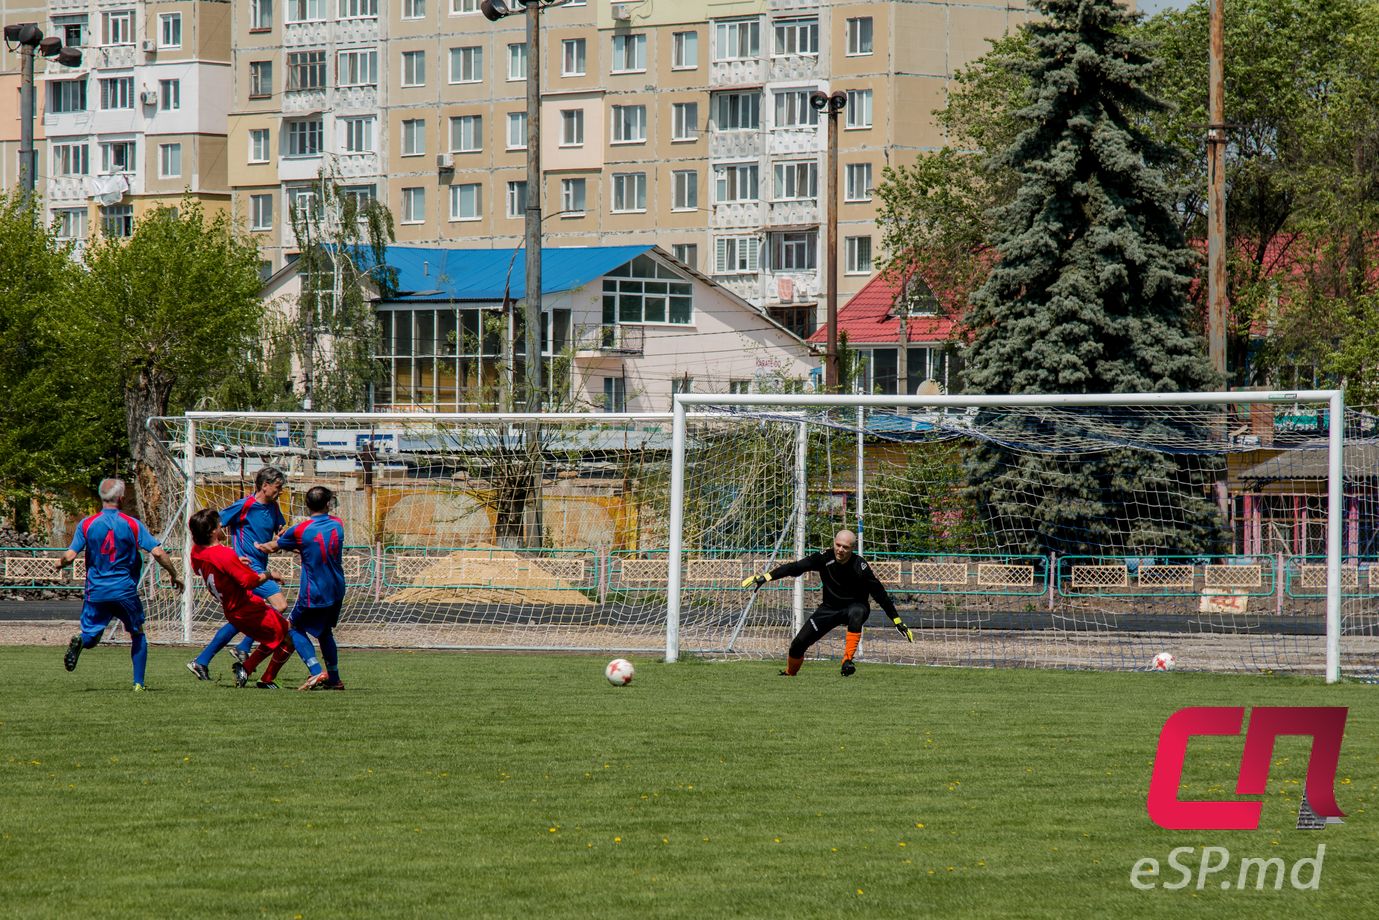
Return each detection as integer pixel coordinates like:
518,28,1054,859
741,529,912,677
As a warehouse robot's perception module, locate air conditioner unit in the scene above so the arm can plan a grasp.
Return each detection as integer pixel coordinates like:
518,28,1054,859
611,4,632,21
436,153,454,170
139,89,158,105
141,39,155,52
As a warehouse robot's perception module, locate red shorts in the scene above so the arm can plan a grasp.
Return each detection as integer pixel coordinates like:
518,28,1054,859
226,601,290,650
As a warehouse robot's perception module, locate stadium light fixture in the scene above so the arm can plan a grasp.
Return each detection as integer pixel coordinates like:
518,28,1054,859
5,21,82,199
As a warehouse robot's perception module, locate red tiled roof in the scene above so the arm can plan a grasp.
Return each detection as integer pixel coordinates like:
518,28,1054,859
806,273,958,345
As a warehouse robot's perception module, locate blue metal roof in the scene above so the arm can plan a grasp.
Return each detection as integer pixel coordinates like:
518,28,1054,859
365,245,655,302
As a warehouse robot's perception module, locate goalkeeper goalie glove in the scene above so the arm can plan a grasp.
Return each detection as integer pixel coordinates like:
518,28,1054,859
741,572,772,590
892,616,914,642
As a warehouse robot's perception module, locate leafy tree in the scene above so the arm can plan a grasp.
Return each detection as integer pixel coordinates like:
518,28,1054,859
81,199,264,528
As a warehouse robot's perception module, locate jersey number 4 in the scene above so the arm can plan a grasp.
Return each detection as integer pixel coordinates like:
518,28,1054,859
100,531,118,563
203,574,223,603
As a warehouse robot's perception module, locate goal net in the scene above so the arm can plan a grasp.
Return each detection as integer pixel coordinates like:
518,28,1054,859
667,391,1375,682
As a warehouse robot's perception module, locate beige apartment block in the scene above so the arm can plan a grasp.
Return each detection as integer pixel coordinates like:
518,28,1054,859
229,0,1036,333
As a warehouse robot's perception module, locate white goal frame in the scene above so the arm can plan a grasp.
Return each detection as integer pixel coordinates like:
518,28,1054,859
666,390,1346,683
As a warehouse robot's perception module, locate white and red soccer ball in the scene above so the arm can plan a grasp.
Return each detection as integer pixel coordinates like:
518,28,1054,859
605,658,635,686
1152,651,1176,672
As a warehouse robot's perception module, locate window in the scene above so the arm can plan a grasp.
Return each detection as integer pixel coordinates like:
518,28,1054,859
603,377,626,413
249,129,271,162
285,0,324,23
53,15,85,48
159,79,180,111
250,194,273,231
671,243,698,268
159,13,182,48
338,50,377,86
49,79,86,114
610,105,646,144
729,380,751,395
671,102,698,141
53,143,89,176
342,185,376,212
101,141,135,173
451,0,480,11
102,10,133,45
403,0,424,16
285,119,324,157
101,204,134,238
772,230,817,271
100,77,133,110
338,0,377,18
507,112,528,149
249,61,272,98
611,172,647,213
159,143,182,178
774,89,819,129
506,180,527,218
402,187,426,224
450,115,482,152
714,91,760,131
560,109,584,146
671,376,694,397
562,38,586,76
287,185,322,222
611,34,646,73
450,183,481,221
714,163,758,203
845,163,873,202
402,119,426,156
773,18,817,56
773,161,817,200
673,170,698,211
54,208,87,241
402,50,426,87
846,236,873,275
450,46,482,83
672,31,698,69
341,116,374,153
846,89,873,128
507,43,527,81
251,0,273,30
602,254,693,324
561,177,586,214
714,18,760,61
287,51,326,91
846,17,874,56
715,235,759,273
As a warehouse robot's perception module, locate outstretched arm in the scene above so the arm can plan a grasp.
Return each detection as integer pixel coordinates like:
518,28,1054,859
741,552,822,589
149,546,185,593
54,549,79,572
864,567,912,642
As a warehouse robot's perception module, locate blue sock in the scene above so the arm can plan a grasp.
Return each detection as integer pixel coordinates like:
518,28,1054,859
289,627,324,677
196,621,240,667
131,633,148,685
234,634,254,654
319,631,339,680
82,635,101,649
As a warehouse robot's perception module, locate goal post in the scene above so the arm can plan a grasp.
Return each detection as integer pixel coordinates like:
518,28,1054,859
668,390,1351,682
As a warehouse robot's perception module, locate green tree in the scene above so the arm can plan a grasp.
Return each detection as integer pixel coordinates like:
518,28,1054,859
0,192,118,528
82,199,264,528
962,0,1224,555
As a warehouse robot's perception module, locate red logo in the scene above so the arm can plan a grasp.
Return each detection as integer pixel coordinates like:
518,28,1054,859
1147,707,1347,830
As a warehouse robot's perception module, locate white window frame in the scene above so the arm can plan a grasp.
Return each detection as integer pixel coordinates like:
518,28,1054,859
611,34,647,74
286,51,325,91
610,105,646,144
507,112,528,150
102,10,133,46
561,177,587,215
159,79,180,111
507,43,527,81
772,230,818,272
450,114,482,153
159,12,182,49
249,129,270,163
773,160,817,201
250,194,273,231
773,17,818,57
250,0,274,30
672,31,698,70
284,0,325,24
284,119,324,158
249,61,273,98
714,91,760,131
714,235,759,274
713,18,760,62
671,242,698,269
101,140,136,174
449,46,482,84
846,89,873,129
506,180,527,219
49,79,87,114
402,50,426,87
401,187,426,224
451,0,480,12
101,204,134,238
560,109,584,147
403,0,425,18
671,102,698,142
773,88,820,129
449,183,482,221
561,38,586,77
672,170,698,211
338,0,377,19
52,143,89,177
341,116,375,153
54,207,88,241
99,77,133,110
401,118,426,156
845,162,874,202
714,162,758,203
846,235,874,275
846,17,874,56
338,50,378,87
611,172,647,214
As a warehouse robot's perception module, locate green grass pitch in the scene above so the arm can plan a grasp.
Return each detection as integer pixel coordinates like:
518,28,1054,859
2,646,1377,919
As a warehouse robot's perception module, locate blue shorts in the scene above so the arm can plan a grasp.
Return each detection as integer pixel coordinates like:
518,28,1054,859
253,579,283,600
290,601,341,637
80,595,146,642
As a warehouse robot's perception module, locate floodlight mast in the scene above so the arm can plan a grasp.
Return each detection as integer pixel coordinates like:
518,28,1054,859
5,22,82,201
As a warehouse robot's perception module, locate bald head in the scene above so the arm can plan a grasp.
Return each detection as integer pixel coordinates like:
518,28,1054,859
98,478,126,507
833,529,856,563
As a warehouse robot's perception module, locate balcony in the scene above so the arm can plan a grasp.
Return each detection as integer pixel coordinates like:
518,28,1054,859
710,58,766,88
575,324,645,357
335,85,378,112
767,127,822,158
336,152,379,178
709,129,763,161
284,21,330,47
283,89,327,114
768,54,822,83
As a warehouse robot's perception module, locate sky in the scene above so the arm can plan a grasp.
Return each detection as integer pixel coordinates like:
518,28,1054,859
1137,0,1193,13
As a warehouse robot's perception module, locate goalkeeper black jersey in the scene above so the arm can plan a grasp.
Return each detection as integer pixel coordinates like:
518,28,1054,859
768,550,900,620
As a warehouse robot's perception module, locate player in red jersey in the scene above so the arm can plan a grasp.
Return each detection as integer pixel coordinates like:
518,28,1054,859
188,508,295,688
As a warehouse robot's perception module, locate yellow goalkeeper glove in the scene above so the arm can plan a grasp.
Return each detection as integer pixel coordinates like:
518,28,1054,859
741,572,771,589
892,616,914,642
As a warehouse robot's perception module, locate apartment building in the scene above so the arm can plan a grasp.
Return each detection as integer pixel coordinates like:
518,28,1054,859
230,0,1034,334
0,1,233,245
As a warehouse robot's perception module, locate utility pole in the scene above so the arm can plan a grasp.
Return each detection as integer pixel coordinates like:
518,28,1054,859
4,23,81,201
523,0,543,413
812,90,847,391
1207,0,1227,380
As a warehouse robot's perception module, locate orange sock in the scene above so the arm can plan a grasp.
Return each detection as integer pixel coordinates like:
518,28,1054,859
785,655,803,676
843,631,861,662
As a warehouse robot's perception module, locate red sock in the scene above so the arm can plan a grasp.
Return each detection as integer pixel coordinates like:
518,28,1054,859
262,642,293,683
243,644,269,675
785,655,803,676
843,631,861,662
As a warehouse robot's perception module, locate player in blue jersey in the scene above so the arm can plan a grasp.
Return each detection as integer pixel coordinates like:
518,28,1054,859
186,465,289,681
55,478,184,690
258,485,346,690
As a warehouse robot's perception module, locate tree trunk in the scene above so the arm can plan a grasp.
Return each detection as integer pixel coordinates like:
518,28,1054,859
125,368,174,532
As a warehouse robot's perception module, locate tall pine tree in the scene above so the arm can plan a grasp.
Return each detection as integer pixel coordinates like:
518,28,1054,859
962,0,1226,556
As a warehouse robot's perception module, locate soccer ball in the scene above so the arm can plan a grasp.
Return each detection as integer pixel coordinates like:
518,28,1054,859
1152,652,1176,672
605,658,635,686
